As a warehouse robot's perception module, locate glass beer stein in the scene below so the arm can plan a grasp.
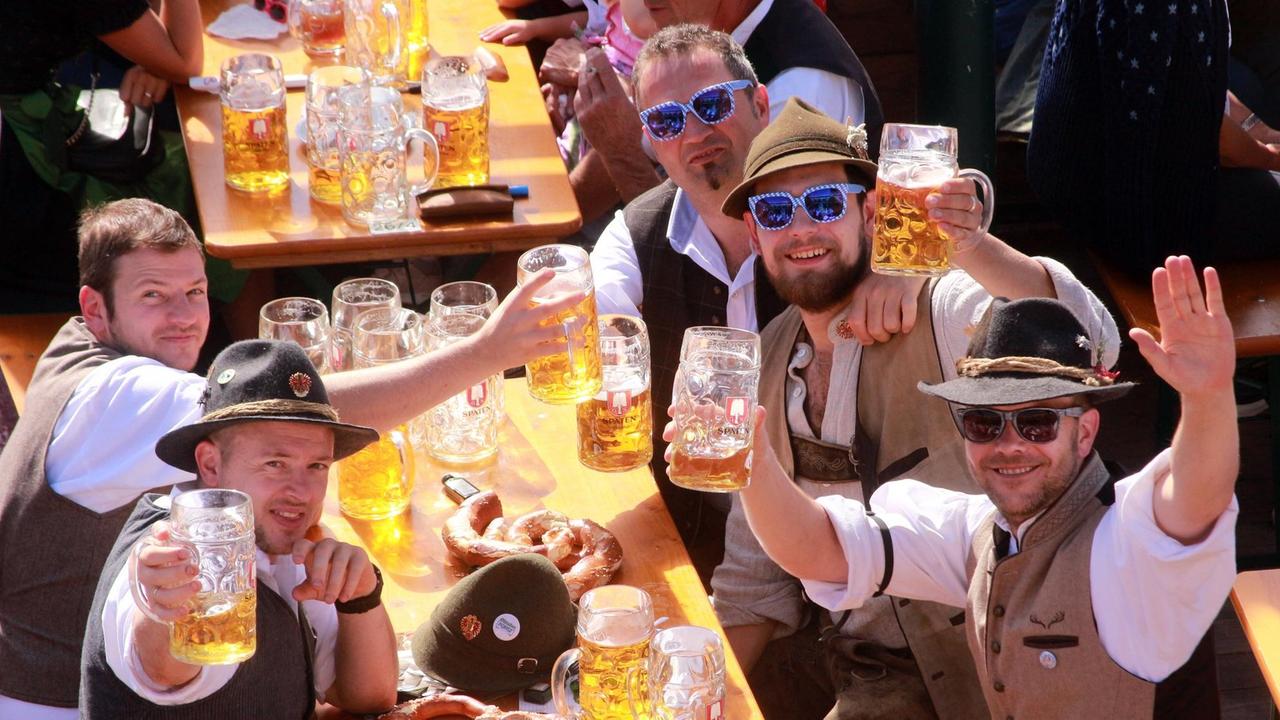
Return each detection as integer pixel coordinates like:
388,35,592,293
289,0,345,57
429,280,504,422
344,0,411,87
305,66,369,205
424,309,501,465
421,56,490,188
140,489,257,665
516,245,603,405
338,85,439,227
329,277,402,373
578,315,652,472
628,626,727,720
669,327,761,492
552,585,655,720
871,123,996,277
259,297,332,373
221,54,289,193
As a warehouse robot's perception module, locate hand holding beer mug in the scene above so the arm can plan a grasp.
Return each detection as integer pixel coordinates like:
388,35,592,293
628,626,727,720
131,489,257,665
517,244,603,405
422,56,490,188
669,327,761,492
259,297,332,373
552,585,654,719
872,123,995,276
578,315,653,472
221,54,289,193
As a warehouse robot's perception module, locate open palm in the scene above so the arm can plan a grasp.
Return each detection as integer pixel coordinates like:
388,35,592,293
1128,256,1235,398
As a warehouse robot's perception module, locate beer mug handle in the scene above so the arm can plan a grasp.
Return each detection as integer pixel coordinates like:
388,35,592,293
388,427,416,491
380,0,402,76
287,0,303,39
955,168,996,236
550,647,582,719
625,665,649,719
403,126,439,196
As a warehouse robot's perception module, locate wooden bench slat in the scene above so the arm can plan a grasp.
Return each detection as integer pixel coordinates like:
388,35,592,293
0,313,72,415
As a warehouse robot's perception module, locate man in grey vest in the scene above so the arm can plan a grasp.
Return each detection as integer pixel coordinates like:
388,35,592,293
0,199,582,718
707,98,1120,719
81,340,395,717
731,255,1235,719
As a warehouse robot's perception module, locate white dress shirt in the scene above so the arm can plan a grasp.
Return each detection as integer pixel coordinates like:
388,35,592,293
800,449,1238,683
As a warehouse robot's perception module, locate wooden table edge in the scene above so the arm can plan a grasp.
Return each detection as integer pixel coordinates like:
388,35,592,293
1230,571,1280,705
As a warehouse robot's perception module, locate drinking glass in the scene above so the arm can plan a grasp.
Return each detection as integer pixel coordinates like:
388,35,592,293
421,56,490,188
305,66,369,205
516,244,602,405
668,327,761,492
338,85,440,227
329,277,402,372
424,311,501,465
289,0,345,57
577,315,652,472
628,626,727,720
259,297,331,373
344,0,411,87
871,123,995,277
551,585,655,720
428,280,504,422
220,54,289,193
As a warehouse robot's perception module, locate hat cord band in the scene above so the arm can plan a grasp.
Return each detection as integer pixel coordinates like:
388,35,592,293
955,356,1115,387
200,399,341,423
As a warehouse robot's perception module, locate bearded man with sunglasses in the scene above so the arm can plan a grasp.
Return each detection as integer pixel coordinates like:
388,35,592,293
702,98,1121,720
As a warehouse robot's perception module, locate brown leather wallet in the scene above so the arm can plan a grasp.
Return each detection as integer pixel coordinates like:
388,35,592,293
416,184,514,220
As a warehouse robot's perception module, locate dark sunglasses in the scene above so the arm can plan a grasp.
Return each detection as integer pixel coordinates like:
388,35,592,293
952,406,1086,444
747,183,866,230
254,0,288,22
638,79,755,141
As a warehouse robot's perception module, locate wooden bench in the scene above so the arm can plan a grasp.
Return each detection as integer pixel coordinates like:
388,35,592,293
1232,570,1280,715
0,313,71,415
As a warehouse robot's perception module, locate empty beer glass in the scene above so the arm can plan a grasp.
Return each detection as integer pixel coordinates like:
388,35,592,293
305,66,369,204
221,54,289,193
289,0,345,57
344,0,411,87
338,85,439,227
161,489,257,665
422,56,489,188
429,280,504,422
424,310,500,465
516,245,602,405
259,297,331,373
669,327,761,492
330,277,402,372
628,626,727,720
578,315,652,472
872,123,995,277
552,585,655,720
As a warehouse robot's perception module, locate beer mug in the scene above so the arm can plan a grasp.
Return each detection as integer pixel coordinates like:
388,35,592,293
421,56,490,188
424,310,501,465
344,0,411,87
578,315,652,472
259,297,331,373
627,626,727,720
341,308,423,519
551,585,654,720
305,66,369,205
221,53,289,193
516,245,603,405
669,327,761,492
329,277,402,372
135,489,257,665
289,0,345,57
429,280,504,422
338,85,440,227
871,123,995,277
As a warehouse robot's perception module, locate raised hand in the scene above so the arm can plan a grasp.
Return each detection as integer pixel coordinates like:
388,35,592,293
477,268,581,369
1128,256,1235,400
927,176,988,254
129,521,200,623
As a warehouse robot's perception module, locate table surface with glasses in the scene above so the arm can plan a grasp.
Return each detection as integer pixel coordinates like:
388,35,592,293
176,0,582,270
318,377,763,717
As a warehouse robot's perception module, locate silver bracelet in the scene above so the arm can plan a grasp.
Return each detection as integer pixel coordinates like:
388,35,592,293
1241,112,1262,133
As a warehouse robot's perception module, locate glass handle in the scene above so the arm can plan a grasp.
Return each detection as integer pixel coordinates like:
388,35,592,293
403,126,439,196
287,0,303,38
550,647,582,719
388,428,415,490
956,168,996,236
625,665,649,719
381,0,402,76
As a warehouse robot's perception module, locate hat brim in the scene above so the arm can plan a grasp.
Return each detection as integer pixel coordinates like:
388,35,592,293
916,376,1136,407
155,416,380,473
721,150,879,219
413,606,576,694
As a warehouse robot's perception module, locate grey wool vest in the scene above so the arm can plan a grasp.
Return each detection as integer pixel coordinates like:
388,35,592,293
80,494,316,719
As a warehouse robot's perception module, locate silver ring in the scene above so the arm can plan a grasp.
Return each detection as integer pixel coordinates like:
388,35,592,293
143,92,154,98
967,195,977,213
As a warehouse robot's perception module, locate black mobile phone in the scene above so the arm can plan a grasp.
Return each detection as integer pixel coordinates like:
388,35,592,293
442,473,482,504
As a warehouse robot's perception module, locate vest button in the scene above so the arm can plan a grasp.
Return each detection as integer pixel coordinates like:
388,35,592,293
993,681,1006,693
991,640,1001,653
714,286,723,295
711,315,721,324
993,605,1005,617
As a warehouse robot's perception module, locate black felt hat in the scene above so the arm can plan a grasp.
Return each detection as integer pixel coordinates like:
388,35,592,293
155,340,379,472
412,554,576,694
918,298,1134,406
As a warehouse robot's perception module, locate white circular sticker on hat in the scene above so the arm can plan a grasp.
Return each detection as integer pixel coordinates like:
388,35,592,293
493,613,521,642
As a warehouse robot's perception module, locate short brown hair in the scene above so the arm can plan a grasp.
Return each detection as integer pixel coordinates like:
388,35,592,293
632,24,759,107
78,199,202,311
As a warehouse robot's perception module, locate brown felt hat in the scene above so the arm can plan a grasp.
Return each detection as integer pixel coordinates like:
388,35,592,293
722,97,879,219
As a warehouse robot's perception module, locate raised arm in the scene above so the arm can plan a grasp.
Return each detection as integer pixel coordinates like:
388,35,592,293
1128,256,1238,543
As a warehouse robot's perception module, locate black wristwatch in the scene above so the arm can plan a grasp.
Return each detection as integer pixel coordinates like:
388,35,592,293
336,565,383,614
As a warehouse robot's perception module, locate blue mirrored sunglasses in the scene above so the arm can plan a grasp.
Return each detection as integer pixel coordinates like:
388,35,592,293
638,79,755,141
747,183,866,230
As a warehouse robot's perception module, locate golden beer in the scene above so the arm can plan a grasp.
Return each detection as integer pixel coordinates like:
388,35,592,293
578,384,652,472
872,175,950,276
338,426,414,520
423,99,490,188
406,0,430,80
669,445,752,492
222,104,289,192
577,632,651,720
309,166,342,205
170,589,257,665
297,2,345,56
526,291,603,404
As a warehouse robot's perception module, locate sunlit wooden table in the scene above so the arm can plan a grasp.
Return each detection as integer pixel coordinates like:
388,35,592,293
1231,570,1280,710
176,0,581,270
320,378,762,717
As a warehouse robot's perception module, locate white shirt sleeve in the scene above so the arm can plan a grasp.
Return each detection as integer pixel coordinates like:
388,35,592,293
47,356,205,513
589,210,644,317
1091,449,1238,682
766,67,865,125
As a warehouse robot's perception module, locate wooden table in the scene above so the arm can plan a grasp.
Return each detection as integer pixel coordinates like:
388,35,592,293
320,378,762,717
1231,570,1280,710
176,0,581,269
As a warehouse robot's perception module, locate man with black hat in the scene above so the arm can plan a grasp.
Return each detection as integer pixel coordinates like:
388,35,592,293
708,97,1120,720
729,256,1237,719
79,340,398,717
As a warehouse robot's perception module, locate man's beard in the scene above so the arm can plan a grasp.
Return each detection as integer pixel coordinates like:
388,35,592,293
768,237,871,313
694,160,729,191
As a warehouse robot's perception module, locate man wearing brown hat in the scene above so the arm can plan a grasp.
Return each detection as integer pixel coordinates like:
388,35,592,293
708,98,1121,719
730,255,1236,719
79,340,397,717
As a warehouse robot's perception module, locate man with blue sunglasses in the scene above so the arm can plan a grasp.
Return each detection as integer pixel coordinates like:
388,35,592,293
705,98,1121,720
